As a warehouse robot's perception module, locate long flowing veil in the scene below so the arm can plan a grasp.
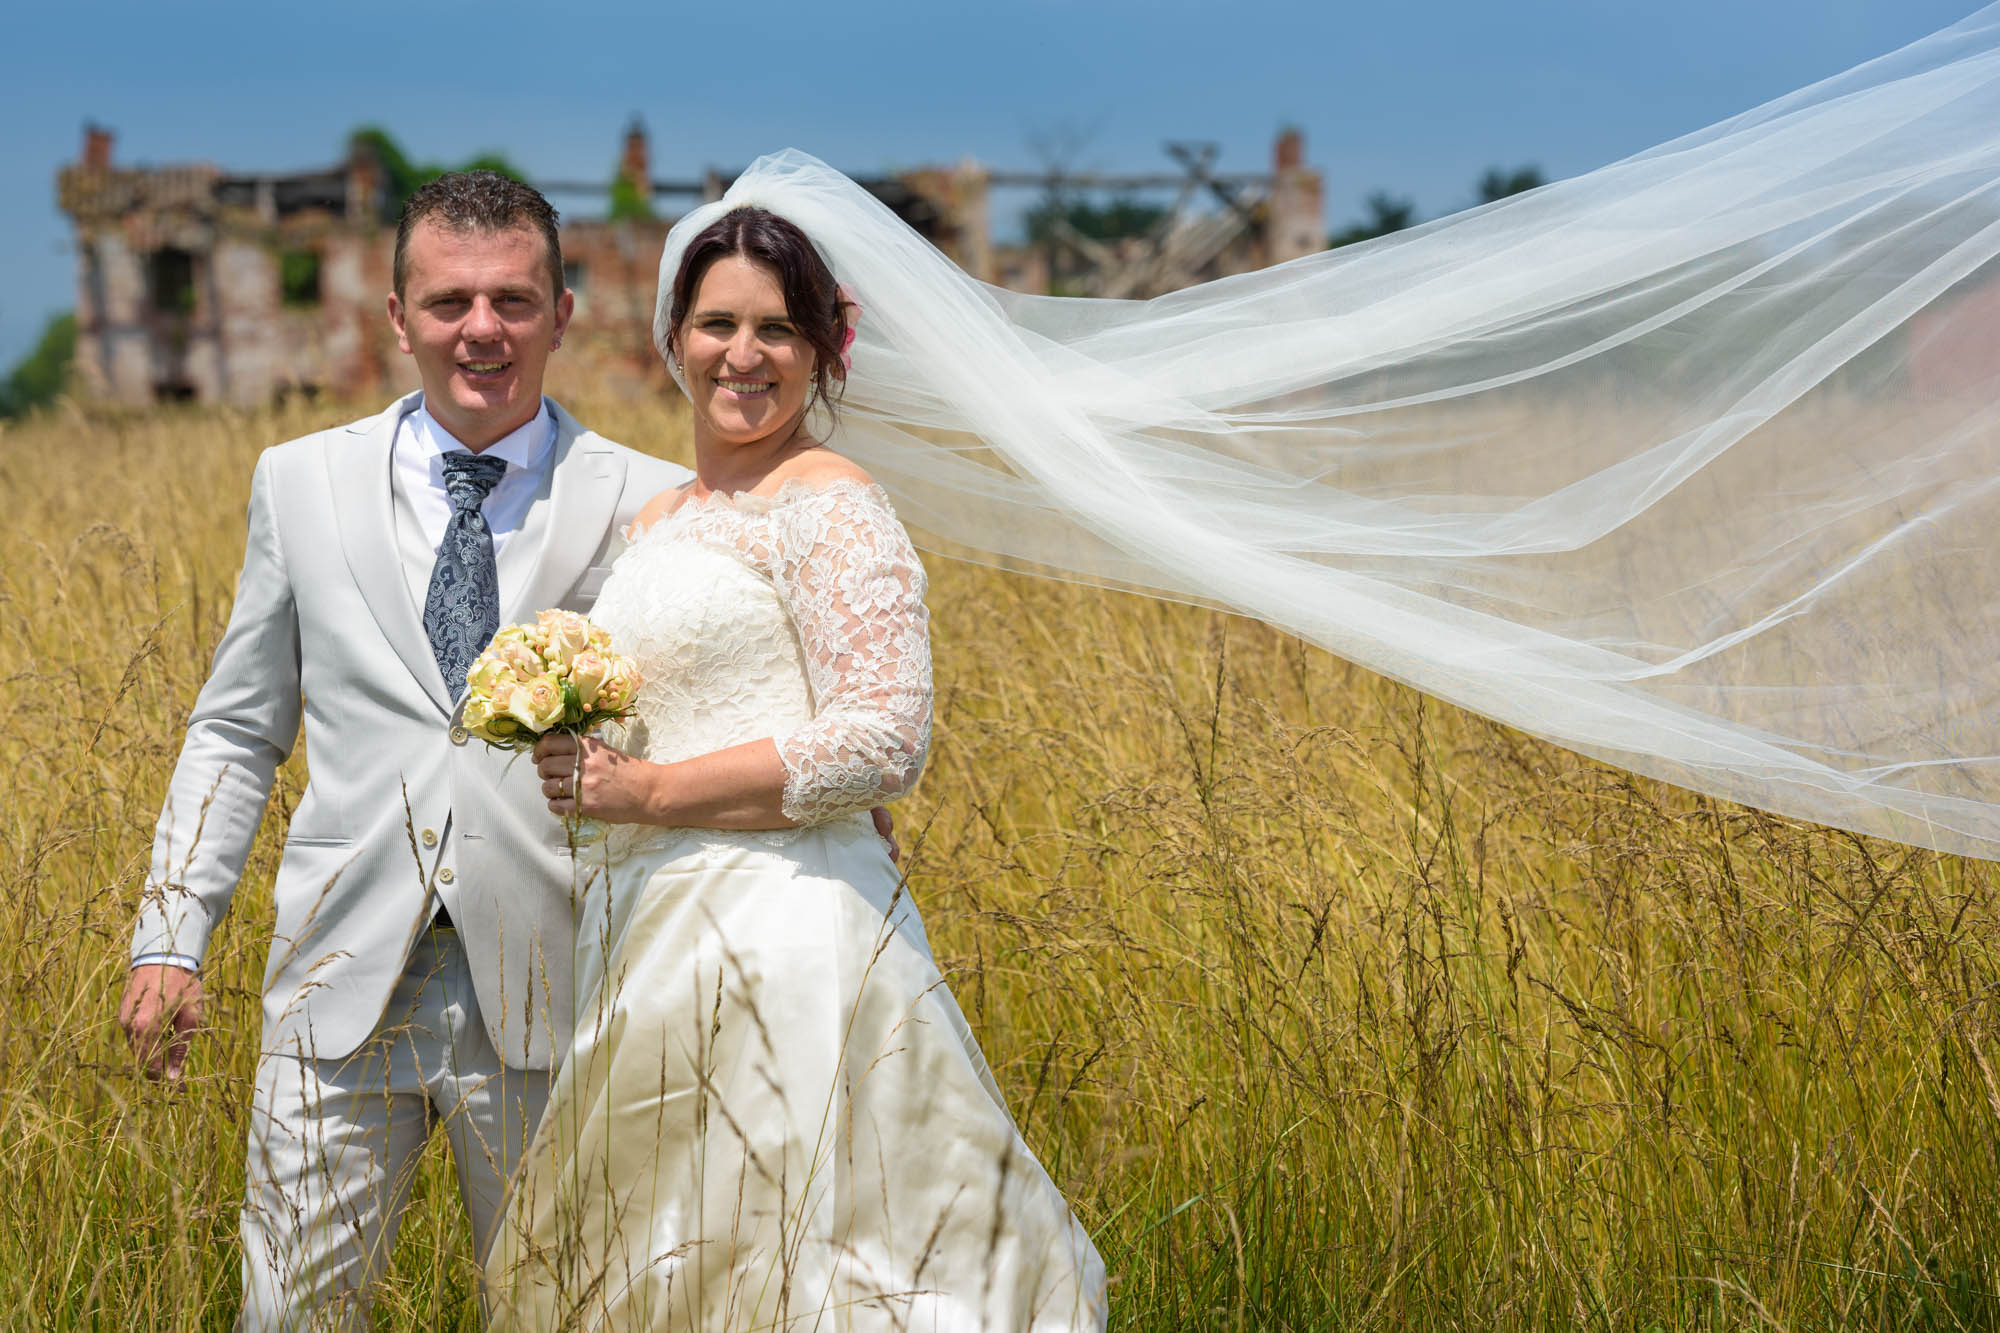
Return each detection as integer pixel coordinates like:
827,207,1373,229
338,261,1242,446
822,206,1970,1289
656,6,2000,861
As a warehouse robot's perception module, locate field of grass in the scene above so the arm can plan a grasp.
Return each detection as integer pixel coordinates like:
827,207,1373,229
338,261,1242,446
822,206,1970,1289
5,395,2000,1329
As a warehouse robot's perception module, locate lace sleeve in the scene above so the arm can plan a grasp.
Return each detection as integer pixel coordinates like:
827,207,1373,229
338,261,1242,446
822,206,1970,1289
771,483,934,824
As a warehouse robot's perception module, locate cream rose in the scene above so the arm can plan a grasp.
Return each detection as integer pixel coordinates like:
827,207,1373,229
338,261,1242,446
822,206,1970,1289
536,609,594,670
503,674,567,732
592,655,642,713
490,636,545,681
461,692,499,738
465,654,515,697
567,649,610,708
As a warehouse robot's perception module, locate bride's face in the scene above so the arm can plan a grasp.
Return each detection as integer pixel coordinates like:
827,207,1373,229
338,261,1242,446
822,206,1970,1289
678,255,816,450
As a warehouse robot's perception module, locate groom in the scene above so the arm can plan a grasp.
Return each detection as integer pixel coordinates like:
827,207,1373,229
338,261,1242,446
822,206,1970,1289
116,171,691,1327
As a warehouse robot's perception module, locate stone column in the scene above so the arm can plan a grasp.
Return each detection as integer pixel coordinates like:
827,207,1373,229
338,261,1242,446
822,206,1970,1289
94,231,153,405
321,233,373,397
953,159,993,284
72,235,110,399
213,235,280,406
1266,128,1324,265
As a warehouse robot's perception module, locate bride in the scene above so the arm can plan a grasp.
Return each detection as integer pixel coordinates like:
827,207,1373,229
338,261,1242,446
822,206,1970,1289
484,205,1107,1328
488,9,2000,1319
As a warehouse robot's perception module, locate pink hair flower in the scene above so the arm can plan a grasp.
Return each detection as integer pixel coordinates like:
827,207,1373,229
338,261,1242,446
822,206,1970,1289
837,283,862,374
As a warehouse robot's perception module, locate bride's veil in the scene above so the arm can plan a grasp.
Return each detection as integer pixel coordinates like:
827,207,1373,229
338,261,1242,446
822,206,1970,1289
655,5,2000,861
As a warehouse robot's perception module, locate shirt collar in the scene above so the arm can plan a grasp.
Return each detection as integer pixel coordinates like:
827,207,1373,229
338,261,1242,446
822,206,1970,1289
410,397,555,474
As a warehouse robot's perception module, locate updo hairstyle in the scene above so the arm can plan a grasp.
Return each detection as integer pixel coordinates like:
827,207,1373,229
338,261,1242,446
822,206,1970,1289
665,206,851,415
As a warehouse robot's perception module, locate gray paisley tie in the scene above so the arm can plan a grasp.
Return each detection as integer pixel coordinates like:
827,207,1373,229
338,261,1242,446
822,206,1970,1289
423,451,510,700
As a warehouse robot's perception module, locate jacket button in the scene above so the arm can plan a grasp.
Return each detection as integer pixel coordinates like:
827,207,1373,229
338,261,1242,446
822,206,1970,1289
421,828,438,848
437,867,455,885
450,726,469,745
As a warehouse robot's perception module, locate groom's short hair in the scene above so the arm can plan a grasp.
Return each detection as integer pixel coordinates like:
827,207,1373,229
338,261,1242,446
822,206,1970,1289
393,171,565,301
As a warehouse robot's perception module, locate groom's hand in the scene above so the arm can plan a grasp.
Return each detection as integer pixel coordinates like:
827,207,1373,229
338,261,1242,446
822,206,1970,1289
872,807,900,864
119,964,205,1084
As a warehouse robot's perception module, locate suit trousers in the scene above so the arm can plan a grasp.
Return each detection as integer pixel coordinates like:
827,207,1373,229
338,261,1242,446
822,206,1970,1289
238,926,554,1331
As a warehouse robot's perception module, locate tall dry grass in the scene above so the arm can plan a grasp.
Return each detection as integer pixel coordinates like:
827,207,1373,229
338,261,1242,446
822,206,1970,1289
4,395,2000,1330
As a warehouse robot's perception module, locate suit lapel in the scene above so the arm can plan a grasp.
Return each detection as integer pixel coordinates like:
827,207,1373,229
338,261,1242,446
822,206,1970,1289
328,393,456,717
505,400,628,623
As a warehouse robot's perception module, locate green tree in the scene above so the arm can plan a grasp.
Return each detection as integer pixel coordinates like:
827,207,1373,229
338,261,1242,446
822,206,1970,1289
458,151,527,181
0,312,76,419
1476,164,1546,204
347,128,529,212
609,175,655,224
279,250,321,307
1327,191,1417,248
1024,194,1168,246
1325,163,1548,251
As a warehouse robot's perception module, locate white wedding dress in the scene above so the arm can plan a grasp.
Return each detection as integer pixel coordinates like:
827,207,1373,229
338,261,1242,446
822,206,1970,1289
486,477,1108,1331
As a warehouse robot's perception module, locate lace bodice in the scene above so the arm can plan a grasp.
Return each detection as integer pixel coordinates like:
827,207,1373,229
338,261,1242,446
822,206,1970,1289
590,476,932,827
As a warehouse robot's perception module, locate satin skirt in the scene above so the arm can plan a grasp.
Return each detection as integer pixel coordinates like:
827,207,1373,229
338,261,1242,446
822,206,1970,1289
485,817,1108,1331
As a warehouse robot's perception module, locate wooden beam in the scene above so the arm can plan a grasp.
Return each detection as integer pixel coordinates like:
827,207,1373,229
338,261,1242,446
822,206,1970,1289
532,171,1278,196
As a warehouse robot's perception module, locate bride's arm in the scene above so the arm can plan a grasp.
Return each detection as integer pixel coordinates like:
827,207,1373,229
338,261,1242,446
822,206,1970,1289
768,484,933,824
540,483,932,828
536,731,791,827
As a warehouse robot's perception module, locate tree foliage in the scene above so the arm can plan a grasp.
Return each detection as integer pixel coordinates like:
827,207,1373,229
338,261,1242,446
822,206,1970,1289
347,128,530,212
0,312,76,419
1328,192,1418,249
609,174,656,224
1328,164,1550,249
279,250,321,307
1025,194,1169,246
1477,164,1546,204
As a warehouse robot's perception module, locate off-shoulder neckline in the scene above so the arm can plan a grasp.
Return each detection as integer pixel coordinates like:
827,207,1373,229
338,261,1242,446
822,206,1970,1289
626,475,893,541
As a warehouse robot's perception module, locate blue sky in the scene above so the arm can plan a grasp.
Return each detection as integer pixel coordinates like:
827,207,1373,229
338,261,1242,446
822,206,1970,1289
1,0,1980,370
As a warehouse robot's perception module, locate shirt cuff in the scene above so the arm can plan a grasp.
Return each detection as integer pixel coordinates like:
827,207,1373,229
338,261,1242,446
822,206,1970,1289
131,953,201,973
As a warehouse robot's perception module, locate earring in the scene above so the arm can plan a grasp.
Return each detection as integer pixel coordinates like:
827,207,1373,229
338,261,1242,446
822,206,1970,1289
551,336,563,350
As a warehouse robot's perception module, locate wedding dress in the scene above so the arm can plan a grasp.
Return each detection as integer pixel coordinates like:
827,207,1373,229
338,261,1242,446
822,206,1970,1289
486,476,1108,1331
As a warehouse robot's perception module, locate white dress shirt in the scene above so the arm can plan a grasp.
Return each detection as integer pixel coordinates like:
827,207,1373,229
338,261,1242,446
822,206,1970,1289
393,398,557,599
135,398,558,974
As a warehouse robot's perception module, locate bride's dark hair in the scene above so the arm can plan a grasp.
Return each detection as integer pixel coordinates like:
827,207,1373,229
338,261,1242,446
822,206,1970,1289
666,206,851,413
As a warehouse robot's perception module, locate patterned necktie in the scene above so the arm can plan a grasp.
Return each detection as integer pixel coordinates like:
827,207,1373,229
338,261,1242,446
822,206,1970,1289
423,451,510,700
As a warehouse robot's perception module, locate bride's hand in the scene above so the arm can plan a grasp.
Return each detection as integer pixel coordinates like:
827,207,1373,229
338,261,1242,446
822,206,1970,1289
534,732,656,823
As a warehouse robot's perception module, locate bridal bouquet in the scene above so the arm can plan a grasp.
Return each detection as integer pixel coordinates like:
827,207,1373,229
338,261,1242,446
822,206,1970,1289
461,609,642,751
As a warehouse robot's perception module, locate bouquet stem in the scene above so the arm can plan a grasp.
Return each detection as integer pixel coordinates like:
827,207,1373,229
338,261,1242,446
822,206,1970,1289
565,810,609,848
561,724,610,848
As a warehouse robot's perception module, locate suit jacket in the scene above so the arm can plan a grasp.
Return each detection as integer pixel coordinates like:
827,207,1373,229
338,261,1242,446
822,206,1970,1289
133,392,691,1069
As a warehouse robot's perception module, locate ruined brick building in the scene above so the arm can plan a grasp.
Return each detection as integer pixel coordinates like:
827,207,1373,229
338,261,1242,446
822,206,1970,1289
57,123,1324,406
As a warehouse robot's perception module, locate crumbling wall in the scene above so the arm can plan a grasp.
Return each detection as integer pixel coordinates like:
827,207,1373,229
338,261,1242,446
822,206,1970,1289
58,126,1323,406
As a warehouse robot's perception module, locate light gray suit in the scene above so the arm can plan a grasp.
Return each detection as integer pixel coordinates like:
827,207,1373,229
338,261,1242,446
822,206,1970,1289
134,391,688,1324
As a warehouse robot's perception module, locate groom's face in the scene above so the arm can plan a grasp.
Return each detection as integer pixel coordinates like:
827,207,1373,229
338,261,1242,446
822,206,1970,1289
387,220,575,450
